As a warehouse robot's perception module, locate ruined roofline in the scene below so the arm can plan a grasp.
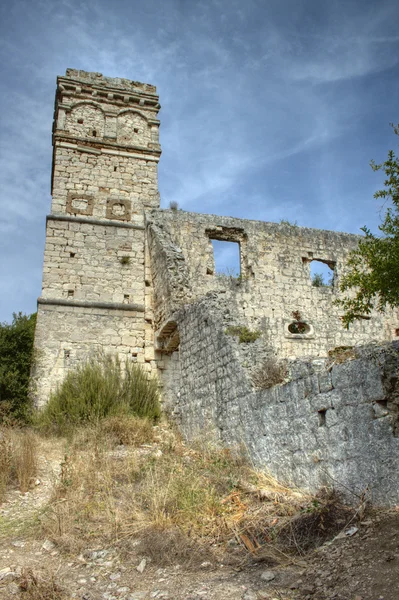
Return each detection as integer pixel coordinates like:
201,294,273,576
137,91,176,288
148,208,363,241
61,69,158,99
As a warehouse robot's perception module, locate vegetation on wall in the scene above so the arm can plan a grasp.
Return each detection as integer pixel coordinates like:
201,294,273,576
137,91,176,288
251,357,288,389
225,325,261,343
0,312,36,423
338,123,399,327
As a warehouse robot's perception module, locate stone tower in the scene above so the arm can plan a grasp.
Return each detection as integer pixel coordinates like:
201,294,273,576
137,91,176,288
33,69,161,405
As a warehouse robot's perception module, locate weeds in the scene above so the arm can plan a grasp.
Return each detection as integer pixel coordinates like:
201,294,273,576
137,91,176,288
0,428,38,502
0,431,12,501
37,423,349,566
327,346,356,365
251,358,288,389
16,568,66,599
14,430,38,493
225,325,261,343
279,219,298,227
99,415,155,446
35,354,160,435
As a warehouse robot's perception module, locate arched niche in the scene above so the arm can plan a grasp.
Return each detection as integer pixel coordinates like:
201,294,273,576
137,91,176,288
65,103,105,139
117,111,151,146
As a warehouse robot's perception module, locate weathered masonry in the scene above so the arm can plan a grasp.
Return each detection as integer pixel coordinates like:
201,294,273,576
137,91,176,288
34,69,160,402
34,70,399,504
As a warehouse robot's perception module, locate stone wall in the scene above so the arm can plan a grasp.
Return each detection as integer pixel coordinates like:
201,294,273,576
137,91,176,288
41,217,145,305
52,149,160,226
33,303,146,405
148,209,399,360
166,297,399,505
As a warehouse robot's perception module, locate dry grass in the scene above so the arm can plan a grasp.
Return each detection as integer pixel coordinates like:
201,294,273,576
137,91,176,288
13,569,66,600
38,421,352,566
327,346,356,366
99,415,155,446
0,428,38,501
251,358,288,390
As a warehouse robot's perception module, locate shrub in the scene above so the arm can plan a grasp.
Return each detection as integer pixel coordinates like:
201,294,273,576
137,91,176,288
0,312,36,424
36,354,160,435
251,358,288,389
225,325,261,343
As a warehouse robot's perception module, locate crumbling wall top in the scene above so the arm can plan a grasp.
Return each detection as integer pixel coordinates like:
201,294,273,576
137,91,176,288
63,69,157,96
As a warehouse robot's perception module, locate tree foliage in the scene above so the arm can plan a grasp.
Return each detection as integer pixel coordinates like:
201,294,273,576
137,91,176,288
338,124,399,328
0,312,37,423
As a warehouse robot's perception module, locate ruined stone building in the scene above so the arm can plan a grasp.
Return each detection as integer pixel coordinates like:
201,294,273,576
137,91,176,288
34,70,399,504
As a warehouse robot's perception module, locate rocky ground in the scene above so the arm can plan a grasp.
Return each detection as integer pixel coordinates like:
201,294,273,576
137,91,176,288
0,437,398,600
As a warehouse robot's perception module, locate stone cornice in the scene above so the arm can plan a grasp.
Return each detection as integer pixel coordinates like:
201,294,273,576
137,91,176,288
38,297,145,313
46,214,145,230
54,137,161,161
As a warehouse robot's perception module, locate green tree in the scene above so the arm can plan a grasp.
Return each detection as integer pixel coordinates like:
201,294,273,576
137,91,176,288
0,312,36,423
312,273,326,287
338,124,399,328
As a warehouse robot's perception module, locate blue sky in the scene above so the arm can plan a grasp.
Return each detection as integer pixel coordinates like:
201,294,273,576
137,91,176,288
1,0,399,322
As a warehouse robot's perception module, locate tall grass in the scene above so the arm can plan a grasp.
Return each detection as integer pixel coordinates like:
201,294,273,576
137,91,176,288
36,355,160,435
0,428,38,501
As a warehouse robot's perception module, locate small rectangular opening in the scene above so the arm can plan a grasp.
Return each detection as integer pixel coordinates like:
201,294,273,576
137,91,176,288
67,290,74,298
211,239,241,277
318,409,327,427
70,252,75,258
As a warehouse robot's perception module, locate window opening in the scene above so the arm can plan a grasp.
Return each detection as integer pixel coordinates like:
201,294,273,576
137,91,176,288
67,290,74,298
77,118,84,124
309,260,335,287
92,130,97,137
69,252,75,258
211,239,240,277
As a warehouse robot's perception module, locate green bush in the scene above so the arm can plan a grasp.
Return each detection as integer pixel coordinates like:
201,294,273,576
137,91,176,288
0,312,36,424
225,325,261,343
36,354,161,435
